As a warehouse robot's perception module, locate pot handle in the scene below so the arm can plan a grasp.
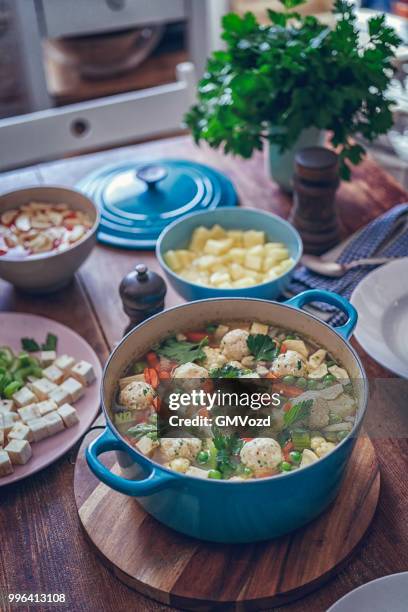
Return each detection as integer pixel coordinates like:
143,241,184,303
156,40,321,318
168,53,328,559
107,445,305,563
86,427,175,497
284,289,358,340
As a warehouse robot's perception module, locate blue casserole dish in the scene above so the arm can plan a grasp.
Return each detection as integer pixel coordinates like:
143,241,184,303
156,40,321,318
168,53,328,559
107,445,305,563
86,290,367,543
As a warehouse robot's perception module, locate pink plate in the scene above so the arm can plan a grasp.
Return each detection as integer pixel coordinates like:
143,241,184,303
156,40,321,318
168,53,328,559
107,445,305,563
0,312,103,486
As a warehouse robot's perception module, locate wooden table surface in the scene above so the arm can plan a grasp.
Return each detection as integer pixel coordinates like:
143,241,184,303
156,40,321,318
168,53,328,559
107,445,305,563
1,136,408,612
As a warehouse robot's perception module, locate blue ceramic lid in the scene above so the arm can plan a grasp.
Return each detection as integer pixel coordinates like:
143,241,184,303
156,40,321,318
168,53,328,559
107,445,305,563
77,159,238,249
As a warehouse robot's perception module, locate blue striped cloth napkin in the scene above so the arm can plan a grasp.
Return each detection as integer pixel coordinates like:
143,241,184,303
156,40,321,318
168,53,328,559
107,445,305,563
288,203,408,326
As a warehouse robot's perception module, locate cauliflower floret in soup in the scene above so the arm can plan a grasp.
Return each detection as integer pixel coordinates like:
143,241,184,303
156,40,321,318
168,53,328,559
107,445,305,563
271,350,307,377
221,329,250,361
119,381,155,411
240,438,282,476
160,438,202,462
202,346,227,371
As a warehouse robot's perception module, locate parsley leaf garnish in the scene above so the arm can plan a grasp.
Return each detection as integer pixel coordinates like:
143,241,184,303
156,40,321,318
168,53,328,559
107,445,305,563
155,336,208,364
212,427,243,478
209,364,247,378
247,334,279,361
283,400,313,428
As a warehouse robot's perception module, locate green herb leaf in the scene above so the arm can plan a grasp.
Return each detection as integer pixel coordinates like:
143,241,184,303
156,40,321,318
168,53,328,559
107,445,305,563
155,336,208,364
185,0,401,179
283,399,313,428
21,338,40,353
212,426,244,477
247,334,279,361
209,364,244,378
41,333,58,351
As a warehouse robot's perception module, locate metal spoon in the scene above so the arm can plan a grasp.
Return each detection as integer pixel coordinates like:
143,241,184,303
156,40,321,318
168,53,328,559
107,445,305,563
301,255,399,278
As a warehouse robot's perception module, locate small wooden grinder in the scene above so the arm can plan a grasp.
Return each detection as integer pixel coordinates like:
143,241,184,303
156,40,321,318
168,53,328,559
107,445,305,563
290,147,340,255
119,263,166,334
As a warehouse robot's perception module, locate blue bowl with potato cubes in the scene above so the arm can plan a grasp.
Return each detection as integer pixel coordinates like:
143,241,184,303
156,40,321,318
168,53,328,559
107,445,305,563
156,208,303,301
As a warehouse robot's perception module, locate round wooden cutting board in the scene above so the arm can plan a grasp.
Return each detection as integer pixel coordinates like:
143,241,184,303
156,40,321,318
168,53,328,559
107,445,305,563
74,422,380,611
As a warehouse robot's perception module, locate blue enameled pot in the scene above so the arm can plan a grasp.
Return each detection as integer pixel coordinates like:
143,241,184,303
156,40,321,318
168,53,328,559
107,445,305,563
86,290,367,543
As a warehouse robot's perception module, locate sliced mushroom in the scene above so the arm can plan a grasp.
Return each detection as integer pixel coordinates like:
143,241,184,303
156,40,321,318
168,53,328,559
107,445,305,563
1,209,18,227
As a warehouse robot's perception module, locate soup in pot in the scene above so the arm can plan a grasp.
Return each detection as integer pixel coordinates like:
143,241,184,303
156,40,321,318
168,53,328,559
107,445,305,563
112,321,357,480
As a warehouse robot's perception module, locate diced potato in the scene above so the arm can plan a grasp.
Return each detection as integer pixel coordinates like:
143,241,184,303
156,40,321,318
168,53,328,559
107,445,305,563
233,277,256,288
243,230,265,248
203,238,233,256
308,349,327,369
194,255,218,270
229,263,247,281
190,226,211,252
250,322,269,335
226,230,243,246
264,269,279,281
248,244,264,256
328,365,350,381
275,259,293,274
210,271,231,286
176,249,194,267
244,252,263,272
308,363,328,379
226,248,246,264
209,224,226,239
264,241,285,253
284,339,309,358
164,250,182,271
214,324,229,340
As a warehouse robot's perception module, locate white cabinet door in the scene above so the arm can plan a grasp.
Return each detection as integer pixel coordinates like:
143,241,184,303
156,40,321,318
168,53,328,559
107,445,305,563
40,0,187,37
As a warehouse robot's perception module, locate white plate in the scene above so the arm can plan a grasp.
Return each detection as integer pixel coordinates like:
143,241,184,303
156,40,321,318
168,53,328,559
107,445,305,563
328,572,408,612
351,258,408,378
0,312,102,486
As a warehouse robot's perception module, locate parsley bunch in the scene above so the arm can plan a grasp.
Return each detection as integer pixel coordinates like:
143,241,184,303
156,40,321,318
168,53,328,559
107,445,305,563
186,0,400,179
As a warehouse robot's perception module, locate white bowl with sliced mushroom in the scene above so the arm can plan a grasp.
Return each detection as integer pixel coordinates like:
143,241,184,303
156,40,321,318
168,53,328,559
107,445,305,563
0,186,99,293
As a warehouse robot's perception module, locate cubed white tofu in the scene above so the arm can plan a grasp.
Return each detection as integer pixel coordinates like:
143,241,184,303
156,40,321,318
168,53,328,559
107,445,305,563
39,350,57,366
5,439,32,465
0,399,14,414
185,466,209,479
54,354,75,372
48,386,71,407
70,360,96,386
30,378,58,401
0,412,19,435
28,417,50,442
37,400,58,416
8,422,32,442
12,386,37,408
0,450,13,476
42,365,64,385
43,411,65,436
136,435,159,457
250,322,269,335
57,403,79,428
60,378,84,403
18,403,41,423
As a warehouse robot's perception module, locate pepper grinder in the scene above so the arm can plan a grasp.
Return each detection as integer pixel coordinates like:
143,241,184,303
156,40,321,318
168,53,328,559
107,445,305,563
290,147,340,255
119,264,167,335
